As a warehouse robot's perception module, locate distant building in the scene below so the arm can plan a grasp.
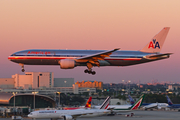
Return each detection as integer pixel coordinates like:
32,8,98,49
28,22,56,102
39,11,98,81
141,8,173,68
0,78,14,89
12,72,54,89
75,81,103,89
54,78,74,87
168,84,180,91
0,72,96,94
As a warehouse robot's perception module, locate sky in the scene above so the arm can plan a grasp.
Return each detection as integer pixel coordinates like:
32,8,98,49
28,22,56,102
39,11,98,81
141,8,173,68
0,0,180,83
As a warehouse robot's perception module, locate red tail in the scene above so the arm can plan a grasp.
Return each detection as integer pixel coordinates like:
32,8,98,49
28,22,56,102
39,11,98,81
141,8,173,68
85,96,92,108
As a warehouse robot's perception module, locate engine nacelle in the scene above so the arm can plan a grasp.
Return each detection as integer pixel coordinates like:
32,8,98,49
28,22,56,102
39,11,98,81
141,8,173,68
63,115,73,120
59,59,75,69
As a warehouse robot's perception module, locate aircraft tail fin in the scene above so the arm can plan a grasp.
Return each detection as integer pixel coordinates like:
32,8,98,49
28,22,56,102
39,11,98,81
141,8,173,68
99,96,111,109
85,96,92,108
140,27,170,53
130,94,144,110
166,95,173,106
128,95,135,105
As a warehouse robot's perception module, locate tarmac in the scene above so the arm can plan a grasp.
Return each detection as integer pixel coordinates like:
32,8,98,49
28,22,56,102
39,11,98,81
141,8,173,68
1,110,180,120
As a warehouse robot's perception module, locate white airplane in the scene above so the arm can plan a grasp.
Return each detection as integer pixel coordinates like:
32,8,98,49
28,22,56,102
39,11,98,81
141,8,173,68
94,94,144,113
128,95,168,110
142,103,168,110
28,96,111,120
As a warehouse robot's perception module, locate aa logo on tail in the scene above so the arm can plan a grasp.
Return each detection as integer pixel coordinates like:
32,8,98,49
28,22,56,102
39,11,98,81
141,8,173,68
148,39,160,49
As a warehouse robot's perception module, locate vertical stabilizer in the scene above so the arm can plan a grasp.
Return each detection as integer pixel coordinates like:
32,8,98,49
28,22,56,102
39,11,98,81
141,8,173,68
99,96,111,109
140,27,170,53
166,95,173,106
128,95,135,105
85,96,92,108
130,94,144,110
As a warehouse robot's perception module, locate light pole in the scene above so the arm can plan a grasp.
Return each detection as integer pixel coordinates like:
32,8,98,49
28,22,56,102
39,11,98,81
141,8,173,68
128,80,131,95
32,91,38,111
13,92,16,115
57,92,61,107
34,92,35,111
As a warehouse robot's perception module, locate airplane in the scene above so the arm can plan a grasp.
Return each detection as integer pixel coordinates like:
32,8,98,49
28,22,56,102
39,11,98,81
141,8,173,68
28,96,111,120
108,94,144,113
63,96,92,110
8,27,172,75
166,95,180,111
93,94,144,113
142,103,168,110
128,95,168,110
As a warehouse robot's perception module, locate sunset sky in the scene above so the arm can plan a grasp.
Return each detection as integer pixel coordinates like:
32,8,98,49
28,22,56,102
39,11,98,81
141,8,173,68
0,0,179,83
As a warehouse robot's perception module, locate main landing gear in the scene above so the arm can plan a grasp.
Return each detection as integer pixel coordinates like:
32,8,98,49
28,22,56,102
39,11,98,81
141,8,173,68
84,63,96,75
84,69,96,75
19,64,25,72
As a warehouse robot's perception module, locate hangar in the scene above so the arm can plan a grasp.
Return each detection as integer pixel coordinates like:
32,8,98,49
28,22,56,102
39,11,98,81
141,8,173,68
0,93,55,108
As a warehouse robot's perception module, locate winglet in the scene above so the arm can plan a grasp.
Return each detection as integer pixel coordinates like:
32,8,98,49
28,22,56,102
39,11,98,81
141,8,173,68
130,94,144,110
140,27,170,53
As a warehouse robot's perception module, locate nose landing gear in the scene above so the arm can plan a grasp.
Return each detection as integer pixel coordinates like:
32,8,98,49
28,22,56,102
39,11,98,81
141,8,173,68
19,64,25,72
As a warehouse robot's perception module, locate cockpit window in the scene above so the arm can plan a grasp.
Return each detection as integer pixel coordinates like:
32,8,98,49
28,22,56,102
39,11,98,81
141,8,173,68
12,54,16,56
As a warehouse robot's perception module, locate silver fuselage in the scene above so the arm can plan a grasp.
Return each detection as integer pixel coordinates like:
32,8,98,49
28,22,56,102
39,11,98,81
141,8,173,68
8,49,169,67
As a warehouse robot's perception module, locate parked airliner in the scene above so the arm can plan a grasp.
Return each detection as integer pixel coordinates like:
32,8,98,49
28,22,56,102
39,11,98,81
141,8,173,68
94,94,144,113
8,27,172,75
166,95,180,111
128,95,168,110
28,96,111,120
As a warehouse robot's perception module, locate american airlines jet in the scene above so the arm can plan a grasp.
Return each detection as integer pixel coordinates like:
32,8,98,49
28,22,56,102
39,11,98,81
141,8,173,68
8,27,172,75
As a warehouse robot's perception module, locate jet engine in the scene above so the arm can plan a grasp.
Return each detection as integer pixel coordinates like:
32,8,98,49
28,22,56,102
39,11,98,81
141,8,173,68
157,106,161,110
63,115,73,120
59,59,75,69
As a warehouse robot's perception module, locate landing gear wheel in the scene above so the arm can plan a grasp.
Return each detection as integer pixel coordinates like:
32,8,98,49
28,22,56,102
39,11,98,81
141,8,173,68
19,64,25,72
88,71,92,74
84,69,88,73
131,113,134,117
92,71,96,75
22,69,25,72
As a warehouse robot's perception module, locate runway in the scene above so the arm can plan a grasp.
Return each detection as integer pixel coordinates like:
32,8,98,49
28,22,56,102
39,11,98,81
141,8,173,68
1,110,180,120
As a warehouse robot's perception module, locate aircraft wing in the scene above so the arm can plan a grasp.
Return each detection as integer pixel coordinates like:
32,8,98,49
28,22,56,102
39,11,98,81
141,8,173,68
143,53,173,60
76,48,120,64
61,110,97,119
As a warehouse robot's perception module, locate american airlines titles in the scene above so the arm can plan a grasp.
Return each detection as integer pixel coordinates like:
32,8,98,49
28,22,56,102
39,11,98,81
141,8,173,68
27,51,51,55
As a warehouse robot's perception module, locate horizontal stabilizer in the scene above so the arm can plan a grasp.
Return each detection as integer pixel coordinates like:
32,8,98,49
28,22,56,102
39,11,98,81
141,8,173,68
143,53,173,60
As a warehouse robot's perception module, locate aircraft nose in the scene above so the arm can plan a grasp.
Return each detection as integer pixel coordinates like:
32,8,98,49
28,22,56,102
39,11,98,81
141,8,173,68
8,56,12,60
27,114,31,117
28,113,33,118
